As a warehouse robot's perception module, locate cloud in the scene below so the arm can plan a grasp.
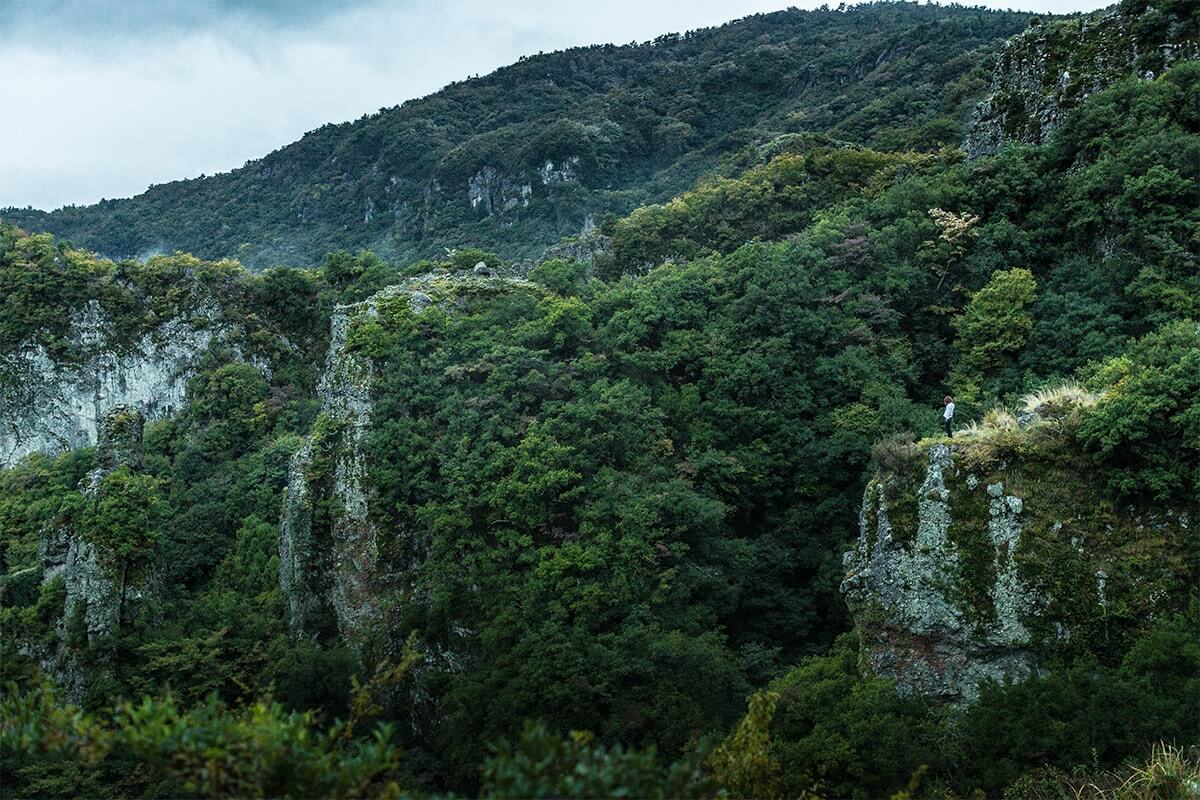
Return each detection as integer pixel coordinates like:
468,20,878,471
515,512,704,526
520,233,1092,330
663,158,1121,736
1,0,1112,210
0,0,381,40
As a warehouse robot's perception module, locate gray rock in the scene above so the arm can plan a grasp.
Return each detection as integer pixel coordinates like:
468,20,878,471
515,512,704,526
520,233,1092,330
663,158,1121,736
37,406,149,701
1,295,267,467
410,292,434,312
964,6,1200,158
468,167,531,216
279,276,537,650
843,445,1036,702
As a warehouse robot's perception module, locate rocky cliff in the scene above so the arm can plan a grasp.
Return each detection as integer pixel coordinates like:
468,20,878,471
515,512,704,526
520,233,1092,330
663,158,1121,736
0,291,266,468
278,285,389,645
279,272,536,650
37,406,147,701
965,2,1199,157
842,402,1194,701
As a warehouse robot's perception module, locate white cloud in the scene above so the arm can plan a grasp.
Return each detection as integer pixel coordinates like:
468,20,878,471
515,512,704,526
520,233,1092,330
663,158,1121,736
1,0,1111,210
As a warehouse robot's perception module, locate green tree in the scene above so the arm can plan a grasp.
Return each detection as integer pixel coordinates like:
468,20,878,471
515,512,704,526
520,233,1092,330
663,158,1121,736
1077,320,1200,499
709,690,782,799
952,267,1037,395
76,467,168,622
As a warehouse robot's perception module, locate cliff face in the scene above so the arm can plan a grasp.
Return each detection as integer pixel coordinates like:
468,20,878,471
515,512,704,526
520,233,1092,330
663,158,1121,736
0,294,262,467
965,2,1199,157
278,286,389,646
38,406,147,701
279,273,536,650
843,416,1194,701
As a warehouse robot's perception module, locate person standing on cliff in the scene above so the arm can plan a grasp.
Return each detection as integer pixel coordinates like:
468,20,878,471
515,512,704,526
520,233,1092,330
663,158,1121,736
943,395,955,437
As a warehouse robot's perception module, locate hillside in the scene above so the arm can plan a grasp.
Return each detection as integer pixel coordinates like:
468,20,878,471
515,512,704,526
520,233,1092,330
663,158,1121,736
1,3,1199,798
3,3,1032,268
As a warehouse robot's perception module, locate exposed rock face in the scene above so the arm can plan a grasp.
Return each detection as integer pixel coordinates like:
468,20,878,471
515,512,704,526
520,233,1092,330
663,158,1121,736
279,274,537,649
279,287,387,644
843,445,1035,701
965,5,1200,157
843,437,1193,702
38,406,146,701
538,220,613,268
0,297,249,467
539,156,580,185
468,167,532,216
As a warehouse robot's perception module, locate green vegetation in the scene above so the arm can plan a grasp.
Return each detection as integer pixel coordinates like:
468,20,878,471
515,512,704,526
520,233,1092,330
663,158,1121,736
1,10,1198,798
3,4,1031,268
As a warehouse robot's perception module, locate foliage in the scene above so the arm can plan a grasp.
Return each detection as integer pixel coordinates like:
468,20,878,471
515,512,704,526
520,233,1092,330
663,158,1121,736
0,28,1198,800
708,689,782,799
0,643,420,800
951,266,1037,398
481,721,716,799
758,617,1200,799
3,5,1032,268
767,635,942,800
1077,320,1200,500
72,466,168,592
604,146,925,275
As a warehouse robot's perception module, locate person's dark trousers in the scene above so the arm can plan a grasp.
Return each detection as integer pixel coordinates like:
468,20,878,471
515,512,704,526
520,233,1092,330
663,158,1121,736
944,418,953,437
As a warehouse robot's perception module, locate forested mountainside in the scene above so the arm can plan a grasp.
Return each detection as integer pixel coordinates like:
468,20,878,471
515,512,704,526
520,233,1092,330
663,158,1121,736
2,3,1035,269
2,2,1199,798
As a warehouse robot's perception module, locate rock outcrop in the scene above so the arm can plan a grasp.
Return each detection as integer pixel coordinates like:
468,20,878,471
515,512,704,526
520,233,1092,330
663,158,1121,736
965,4,1199,157
842,445,1035,700
0,295,258,467
843,425,1193,702
468,167,533,216
38,406,147,700
279,286,389,644
279,273,537,649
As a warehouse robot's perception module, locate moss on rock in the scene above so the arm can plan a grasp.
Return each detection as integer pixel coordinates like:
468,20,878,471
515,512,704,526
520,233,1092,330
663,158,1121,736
844,407,1194,701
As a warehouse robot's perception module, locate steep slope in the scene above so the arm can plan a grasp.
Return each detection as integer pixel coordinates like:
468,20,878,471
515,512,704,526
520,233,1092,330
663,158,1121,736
0,225,303,466
842,399,1195,701
3,4,1030,268
278,271,537,648
966,0,1199,156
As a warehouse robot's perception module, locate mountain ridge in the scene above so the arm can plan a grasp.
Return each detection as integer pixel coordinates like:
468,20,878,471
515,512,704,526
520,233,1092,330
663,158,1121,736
4,3,1032,268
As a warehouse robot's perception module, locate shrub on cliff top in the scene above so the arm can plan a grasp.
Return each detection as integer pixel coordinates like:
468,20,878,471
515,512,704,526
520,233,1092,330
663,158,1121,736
1077,320,1200,501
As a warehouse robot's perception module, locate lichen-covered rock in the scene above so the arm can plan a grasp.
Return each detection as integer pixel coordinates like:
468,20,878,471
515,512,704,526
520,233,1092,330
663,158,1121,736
843,436,1194,702
0,297,260,467
538,222,613,269
468,167,533,216
37,406,147,700
279,288,382,644
842,445,1036,700
965,4,1199,158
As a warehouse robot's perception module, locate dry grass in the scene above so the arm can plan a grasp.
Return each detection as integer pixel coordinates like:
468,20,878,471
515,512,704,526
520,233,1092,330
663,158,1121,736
1020,382,1099,417
1072,743,1200,800
918,382,1099,447
1000,743,1200,800
983,407,1020,430
911,382,1101,470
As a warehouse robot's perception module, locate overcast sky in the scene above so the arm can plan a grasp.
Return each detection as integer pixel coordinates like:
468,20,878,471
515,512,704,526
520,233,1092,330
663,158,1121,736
2,0,1111,211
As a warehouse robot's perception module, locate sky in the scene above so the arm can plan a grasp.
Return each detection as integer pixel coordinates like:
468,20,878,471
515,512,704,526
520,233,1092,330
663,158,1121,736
2,0,1111,211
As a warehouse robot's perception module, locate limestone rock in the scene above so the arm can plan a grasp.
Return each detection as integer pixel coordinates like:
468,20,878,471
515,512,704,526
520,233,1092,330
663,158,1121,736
0,295,264,467
279,274,536,649
842,437,1191,702
468,167,532,216
37,406,148,700
842,445,1036,701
